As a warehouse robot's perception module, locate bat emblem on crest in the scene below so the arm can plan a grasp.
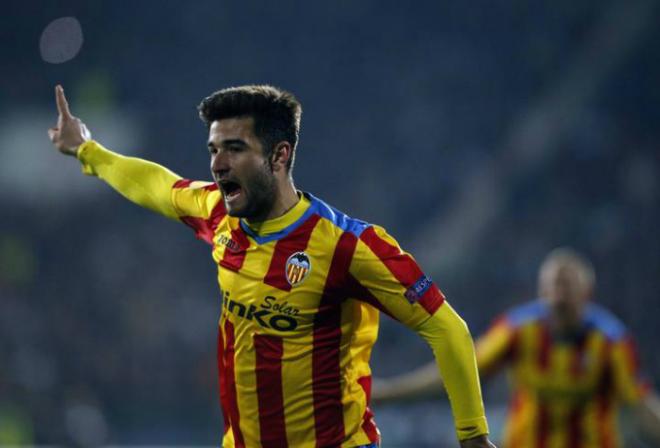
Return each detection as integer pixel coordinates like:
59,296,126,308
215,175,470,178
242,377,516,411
285,251,311,286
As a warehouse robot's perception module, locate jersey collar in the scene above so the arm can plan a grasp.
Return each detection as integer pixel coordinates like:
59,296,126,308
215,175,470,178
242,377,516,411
239,192,314,244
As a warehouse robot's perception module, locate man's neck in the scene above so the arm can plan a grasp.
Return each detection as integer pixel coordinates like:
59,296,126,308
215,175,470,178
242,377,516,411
549,315,584,340
249,180,299,224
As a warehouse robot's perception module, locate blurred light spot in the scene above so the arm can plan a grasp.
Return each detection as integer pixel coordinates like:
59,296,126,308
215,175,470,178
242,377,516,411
0,403,34,445
0,235,36,287
75,71,118,115
620,152,658,206
11,347,57,392
65,402,109,446
0,107,142,208
39,17,84,64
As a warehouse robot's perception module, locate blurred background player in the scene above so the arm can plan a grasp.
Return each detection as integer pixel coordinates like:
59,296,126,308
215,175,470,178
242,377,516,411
48,85,496,447
372,247,660,447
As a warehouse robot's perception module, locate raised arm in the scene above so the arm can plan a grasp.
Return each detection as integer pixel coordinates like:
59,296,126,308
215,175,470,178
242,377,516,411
48,85,184,219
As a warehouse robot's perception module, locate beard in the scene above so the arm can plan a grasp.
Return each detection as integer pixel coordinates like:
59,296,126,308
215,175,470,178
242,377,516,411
225,160,278,221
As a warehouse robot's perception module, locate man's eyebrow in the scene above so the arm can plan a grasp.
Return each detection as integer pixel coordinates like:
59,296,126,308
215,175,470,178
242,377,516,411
222,139,247,146
207,139,247,148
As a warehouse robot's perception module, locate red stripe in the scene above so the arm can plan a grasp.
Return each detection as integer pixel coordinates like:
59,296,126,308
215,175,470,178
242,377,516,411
173,178,218,191
264,214,321,291
180,200,227,245
359,226,444,314
537,323,551,371
223,320,245,447
509,331,519,360
357,375,380,443
597,395,613,448
570,333,588,377
597,342,614,448
217,326,230,435
254,334,288,448
536,402,549,448
622,335,650,394
173,178,194,188
567,405,583,447
506,319,520,362
507,390,524,448
312,231,357,447
219,227,250,272
346,273,397,320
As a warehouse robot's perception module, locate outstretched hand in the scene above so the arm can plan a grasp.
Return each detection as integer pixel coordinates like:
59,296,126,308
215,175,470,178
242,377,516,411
48,85,91,156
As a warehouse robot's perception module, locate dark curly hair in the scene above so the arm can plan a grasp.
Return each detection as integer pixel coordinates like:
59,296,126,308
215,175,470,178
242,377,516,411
198,85,302,171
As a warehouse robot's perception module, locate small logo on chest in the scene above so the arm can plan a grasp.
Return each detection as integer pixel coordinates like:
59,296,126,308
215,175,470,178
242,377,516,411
217,233,240,252
285,251,311,286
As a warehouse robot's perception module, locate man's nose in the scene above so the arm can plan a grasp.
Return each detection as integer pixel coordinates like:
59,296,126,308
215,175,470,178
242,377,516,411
211,152,230,173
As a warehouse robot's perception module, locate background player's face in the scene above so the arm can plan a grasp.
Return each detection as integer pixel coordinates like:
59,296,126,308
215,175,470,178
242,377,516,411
208,117,278,220
539,260,591,332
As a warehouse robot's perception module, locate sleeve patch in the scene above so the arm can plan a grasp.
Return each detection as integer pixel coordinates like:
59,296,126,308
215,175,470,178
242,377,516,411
404,274,434,304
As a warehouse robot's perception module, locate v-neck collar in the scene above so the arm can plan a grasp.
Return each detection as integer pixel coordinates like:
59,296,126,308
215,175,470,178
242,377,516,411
239,193,314,244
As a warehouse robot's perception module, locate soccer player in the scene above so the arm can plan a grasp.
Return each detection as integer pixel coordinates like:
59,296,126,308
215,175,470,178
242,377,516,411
48,85,496,448
372,248,660,447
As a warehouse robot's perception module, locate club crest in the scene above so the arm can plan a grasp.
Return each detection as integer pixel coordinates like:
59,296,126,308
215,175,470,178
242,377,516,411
285,251,311,286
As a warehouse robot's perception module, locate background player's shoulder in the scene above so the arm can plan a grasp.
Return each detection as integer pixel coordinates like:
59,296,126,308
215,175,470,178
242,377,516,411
584,302,627,341
505,299,548,328
305,192,370,237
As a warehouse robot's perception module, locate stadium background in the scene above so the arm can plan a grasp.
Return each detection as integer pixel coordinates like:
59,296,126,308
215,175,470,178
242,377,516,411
1,0,659,446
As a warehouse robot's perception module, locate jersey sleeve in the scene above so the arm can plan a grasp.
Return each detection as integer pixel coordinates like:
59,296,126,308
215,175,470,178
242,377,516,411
77,140,226,244
610,334,651,404
349,225,489,441
475,315,516,377
170,179,226,244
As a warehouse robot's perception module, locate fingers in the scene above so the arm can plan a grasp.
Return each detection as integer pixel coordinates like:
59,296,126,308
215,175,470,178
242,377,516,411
80,122,91,140
55,85,73,120
48,127,58,142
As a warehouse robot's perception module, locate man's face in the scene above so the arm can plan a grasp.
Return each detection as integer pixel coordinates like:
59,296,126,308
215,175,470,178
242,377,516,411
208,117,277,220
539,261,590,330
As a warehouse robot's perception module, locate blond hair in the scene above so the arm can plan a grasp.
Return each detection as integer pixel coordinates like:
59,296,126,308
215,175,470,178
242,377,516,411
539,247,596,290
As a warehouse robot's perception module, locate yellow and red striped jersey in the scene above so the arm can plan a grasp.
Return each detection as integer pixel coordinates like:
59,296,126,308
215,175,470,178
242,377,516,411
77,140,489,447
477,300,650,448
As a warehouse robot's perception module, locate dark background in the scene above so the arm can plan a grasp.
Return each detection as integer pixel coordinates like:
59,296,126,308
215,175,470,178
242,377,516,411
1,0,659,446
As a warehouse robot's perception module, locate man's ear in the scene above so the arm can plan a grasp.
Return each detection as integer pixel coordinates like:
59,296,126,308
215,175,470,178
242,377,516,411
270,141,292,173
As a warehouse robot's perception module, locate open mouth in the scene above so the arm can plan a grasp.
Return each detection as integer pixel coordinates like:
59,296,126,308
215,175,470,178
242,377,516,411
219,180,242,201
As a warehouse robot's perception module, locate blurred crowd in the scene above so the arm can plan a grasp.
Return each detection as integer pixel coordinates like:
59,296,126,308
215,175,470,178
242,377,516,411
1,1,658,445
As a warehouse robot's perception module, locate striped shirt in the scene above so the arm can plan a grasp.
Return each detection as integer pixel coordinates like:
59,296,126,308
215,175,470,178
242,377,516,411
78,140,489,447
477,300,650,448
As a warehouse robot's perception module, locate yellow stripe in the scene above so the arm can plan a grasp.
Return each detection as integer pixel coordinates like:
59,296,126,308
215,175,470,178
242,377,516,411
279,220,336,447
219,316,236,448
340,299,377,447
280,333,315,446
172,183,221,218
476,321,513,374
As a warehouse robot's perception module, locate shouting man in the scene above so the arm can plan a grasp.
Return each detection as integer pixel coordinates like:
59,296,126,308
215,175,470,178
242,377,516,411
48,84,494,448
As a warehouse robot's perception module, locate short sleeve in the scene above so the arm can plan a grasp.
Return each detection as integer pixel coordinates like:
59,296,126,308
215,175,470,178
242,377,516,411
610,335,651,404
475,316,516,376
